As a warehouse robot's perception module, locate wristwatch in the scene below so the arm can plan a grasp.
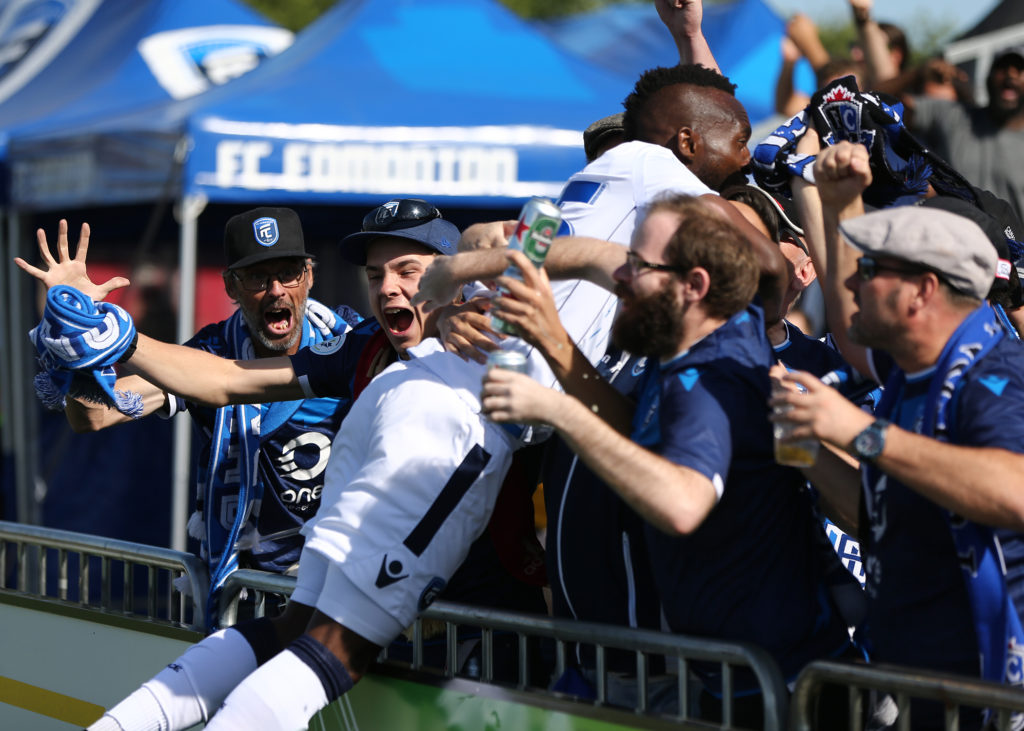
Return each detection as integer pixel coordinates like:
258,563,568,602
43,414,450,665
852,419,890,461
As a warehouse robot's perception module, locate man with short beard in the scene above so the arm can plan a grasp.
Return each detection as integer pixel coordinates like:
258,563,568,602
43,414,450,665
60,207,361,619
481,194,856,725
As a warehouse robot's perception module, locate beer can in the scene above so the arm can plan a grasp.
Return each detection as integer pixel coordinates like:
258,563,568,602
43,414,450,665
508,196,563,266
492,197,564,335
486,350,529,374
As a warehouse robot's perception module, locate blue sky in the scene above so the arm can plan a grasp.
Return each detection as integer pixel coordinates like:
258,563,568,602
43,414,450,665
762,0,1001,47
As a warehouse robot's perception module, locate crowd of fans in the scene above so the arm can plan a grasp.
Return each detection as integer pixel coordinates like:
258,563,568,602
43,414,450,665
16,0,1024,728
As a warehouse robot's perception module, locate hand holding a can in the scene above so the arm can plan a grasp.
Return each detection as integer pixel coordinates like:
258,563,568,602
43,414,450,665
768,367,874,461
492,250,574,364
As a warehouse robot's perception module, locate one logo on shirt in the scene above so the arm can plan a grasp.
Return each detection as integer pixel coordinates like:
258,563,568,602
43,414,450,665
310,334,347,355
418,577,447,611
679,368,700,392
276,432,331,484
979,375,1009,397
375,555,408,588
253,217,279,246
631,357,648,377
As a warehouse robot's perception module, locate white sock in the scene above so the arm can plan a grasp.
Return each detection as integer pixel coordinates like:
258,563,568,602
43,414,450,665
90,628,258,731
205,649,329,731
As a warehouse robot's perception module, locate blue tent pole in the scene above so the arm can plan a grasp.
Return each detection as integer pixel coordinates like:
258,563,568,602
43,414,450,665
170,191,207,552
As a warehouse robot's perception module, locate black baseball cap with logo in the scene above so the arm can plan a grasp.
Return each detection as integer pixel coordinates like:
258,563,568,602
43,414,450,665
224,207,312,270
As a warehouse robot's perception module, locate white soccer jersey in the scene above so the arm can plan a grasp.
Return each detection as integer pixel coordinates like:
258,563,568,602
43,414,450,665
298,339,516,643
528,140,716,384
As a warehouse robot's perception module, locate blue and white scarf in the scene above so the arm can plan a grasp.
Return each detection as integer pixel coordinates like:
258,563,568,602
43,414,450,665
873,304,1024,704
201,298,350,622
29,285,142,417
753,75,976,209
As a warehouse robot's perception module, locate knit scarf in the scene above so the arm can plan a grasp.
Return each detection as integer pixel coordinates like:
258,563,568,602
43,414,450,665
202,298,349,623
753,75,977,209
29,285,142,417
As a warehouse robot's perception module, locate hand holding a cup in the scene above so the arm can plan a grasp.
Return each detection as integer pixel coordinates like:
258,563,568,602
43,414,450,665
768,365,875,465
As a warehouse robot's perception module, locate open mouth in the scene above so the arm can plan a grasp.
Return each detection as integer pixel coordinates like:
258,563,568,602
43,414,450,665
264,307,294,336
384,307,414,334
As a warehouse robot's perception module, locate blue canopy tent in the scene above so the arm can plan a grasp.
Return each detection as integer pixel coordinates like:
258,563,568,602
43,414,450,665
0,0,291,152
5,0,634,549
10,0,633,211
0,0,292,548
533,0,815,126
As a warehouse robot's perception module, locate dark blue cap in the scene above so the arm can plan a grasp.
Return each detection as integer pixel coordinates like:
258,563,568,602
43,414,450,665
339,199,459,265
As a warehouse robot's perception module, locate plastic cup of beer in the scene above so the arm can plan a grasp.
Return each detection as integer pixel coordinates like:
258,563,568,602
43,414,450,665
771,380,820,468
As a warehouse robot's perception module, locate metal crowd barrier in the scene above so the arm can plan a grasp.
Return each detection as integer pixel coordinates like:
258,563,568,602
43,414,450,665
0,520,207,630
12,523,1024,730
219,568,790,730
790,659,1024,731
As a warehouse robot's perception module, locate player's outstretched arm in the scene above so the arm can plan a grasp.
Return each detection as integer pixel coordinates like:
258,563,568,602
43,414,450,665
14,219,129,300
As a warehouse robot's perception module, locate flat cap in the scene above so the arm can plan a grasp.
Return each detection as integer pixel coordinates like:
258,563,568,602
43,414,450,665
583,112,625,162
839,206,997,300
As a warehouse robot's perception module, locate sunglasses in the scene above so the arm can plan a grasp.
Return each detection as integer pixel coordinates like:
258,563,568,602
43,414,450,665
856,256,930,281
626,251,687,276
230,264,307,292
362,199,441,233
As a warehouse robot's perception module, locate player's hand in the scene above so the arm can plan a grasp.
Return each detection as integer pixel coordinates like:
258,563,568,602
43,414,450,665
814,141,873,210
458,220,515,252
481,366,560,426
437,296,502,364
491,250,572,361
413,256,464,313
769,369,873,449
14,219,128,300
656,0,703,40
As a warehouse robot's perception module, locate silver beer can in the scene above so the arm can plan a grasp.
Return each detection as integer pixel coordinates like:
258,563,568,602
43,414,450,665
486,349,528,374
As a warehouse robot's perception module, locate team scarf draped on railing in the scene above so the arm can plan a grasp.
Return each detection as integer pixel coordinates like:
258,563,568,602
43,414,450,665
29,285,142,417
200,298,351,626
870,304,1024,719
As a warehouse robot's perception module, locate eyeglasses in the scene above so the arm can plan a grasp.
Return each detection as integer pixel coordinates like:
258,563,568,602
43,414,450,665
230,263,307,292
362,199,441,233
626,251,687,276
856,256,929,281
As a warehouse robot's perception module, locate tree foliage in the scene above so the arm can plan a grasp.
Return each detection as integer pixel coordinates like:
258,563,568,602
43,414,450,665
241,0,337,31
243,0,671,27
242,0,952,63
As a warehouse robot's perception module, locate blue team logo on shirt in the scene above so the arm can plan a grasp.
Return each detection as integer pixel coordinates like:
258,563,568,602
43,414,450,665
679,368,700,391
979,375,1009,396
253,217,279,247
